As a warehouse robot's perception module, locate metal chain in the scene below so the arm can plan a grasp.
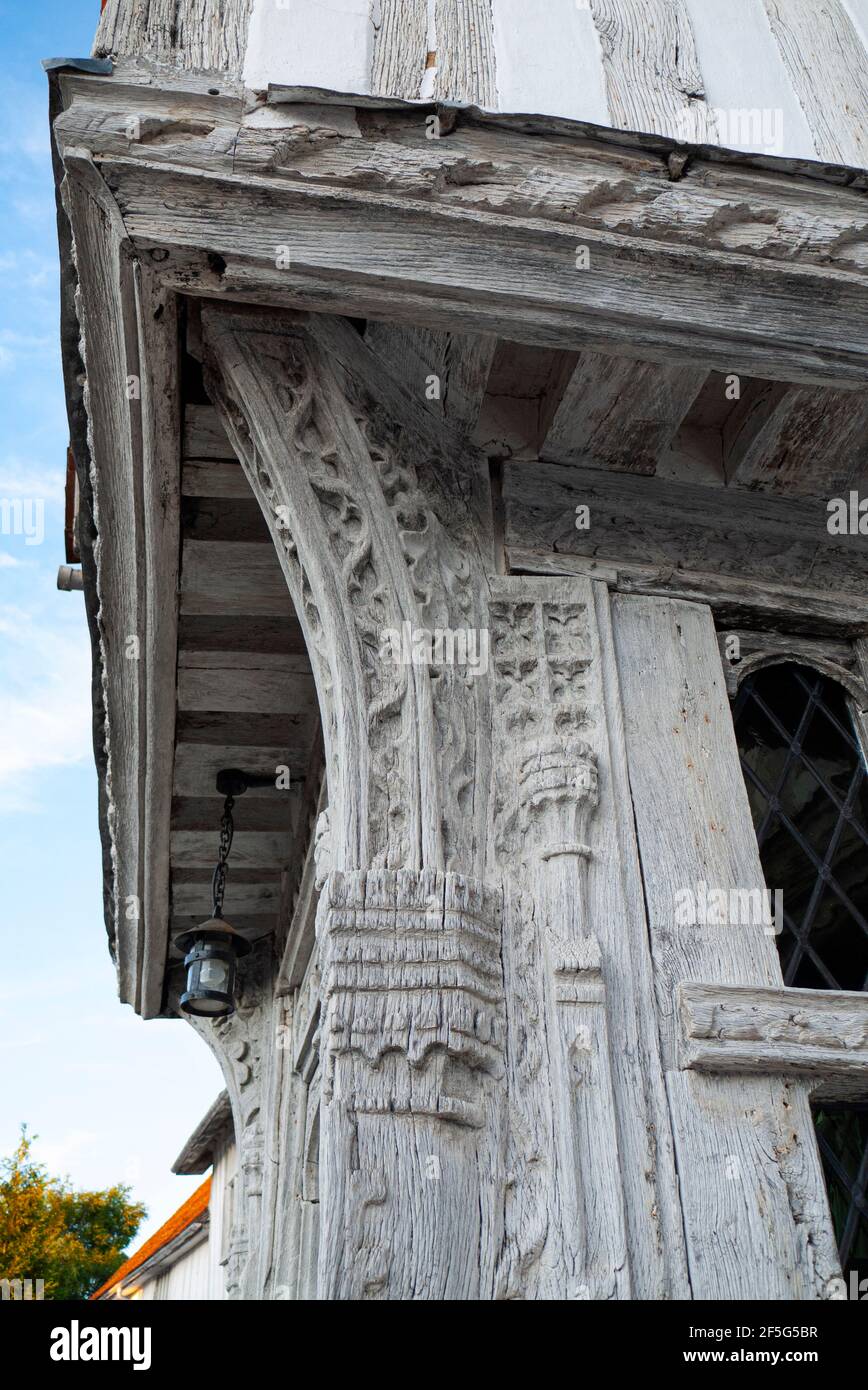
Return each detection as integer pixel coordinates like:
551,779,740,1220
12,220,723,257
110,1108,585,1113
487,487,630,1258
211,793,235,918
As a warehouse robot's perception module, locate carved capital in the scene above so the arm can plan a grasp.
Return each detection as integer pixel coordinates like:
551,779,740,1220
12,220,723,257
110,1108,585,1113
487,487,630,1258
519,735,599,864
318,868,504,1129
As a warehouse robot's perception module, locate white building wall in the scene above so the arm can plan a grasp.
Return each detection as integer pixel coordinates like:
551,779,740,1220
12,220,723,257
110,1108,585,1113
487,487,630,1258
207,1139,237,1301
242,0,868,166
134,1138,238,1301
144,1237,211,1301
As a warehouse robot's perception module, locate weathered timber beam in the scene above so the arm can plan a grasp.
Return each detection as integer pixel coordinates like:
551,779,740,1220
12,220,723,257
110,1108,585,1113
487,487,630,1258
679,980,868,1101
615,595,840,1298
184,401,237,459
177,661,316,714
716,628,864,700
726,382,868,494
761,0,868,168
51,78,868,387
363,323,497,435
60,152,181,1018
172,742,299,798
179,539,296,616
591,0,717,143
94,0,255,77
540,351,708,474
509,548,868,636
117,163,868,387
503,458,868,634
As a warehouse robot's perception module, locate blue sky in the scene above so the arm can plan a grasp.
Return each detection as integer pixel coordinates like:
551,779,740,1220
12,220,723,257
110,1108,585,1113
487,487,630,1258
0,0,223,1250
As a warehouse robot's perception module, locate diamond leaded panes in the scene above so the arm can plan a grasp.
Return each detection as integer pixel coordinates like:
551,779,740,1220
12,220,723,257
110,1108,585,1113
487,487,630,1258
734,662,868,1280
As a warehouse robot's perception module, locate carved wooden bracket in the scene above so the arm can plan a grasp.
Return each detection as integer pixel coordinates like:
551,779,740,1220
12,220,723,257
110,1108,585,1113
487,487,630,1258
315,866,506,1299
679,980,868,1101
318,868,504,1129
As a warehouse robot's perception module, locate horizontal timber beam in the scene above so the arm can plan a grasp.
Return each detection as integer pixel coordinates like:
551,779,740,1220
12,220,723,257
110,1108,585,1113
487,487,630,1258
679,981,868,1101
52,70,868,388
503,458,868,635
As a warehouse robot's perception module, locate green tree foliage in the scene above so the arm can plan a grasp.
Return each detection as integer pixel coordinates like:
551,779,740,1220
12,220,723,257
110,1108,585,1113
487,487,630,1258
0,1128,146,1299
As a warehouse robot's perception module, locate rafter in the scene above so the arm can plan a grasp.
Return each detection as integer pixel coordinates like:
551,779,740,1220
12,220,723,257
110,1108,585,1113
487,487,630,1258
539,352,708,474
725,382,868,495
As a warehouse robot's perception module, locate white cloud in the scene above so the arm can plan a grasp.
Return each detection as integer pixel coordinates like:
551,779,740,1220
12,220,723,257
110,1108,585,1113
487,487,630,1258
0,85,53,169
0,456,64,500
36,1129,102,1179
0,615,92,790
0,248,55,284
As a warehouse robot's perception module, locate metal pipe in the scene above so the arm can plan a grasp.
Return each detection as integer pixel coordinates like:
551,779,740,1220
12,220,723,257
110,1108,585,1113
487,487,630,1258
57,565,84,591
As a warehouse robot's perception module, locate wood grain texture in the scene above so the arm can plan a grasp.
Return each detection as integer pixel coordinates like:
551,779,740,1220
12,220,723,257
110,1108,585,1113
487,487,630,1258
171,829,289,868
371,0,429,100
135,263,182,1021
508,544,868,636
61,154,182,1019
762,0,868,166
727,385,868,495
182,461,248,498
488,576,689,1298
503,456,868,602
316,869,506,1299
679,981,868,1101
94,0,254,76
435,0,497,106
177,662,316,714
181,494,272,544
590,0,717,141
614,594,841,1299
541,353,707,474
184,402,236,460
179,540,295,616
364,323,496,434
54,81,868,386
178,613,305,654
717,628,862,699
173,742,298,798
202,305,494,879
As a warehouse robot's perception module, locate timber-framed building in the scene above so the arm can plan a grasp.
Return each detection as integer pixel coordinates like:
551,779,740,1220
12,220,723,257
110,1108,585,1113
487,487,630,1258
49,1,868,1300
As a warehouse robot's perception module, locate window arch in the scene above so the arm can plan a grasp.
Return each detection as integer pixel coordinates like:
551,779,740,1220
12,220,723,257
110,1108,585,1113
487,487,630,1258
733,661,868,1280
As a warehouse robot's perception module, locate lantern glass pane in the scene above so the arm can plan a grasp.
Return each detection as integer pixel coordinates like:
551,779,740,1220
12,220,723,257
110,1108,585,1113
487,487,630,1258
199,956,231,991
187,992,228,1015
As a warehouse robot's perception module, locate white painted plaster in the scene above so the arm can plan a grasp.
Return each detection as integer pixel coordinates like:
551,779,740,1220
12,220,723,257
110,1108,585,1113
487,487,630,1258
491,0,609,124
244,0,375,94
682,0,817,159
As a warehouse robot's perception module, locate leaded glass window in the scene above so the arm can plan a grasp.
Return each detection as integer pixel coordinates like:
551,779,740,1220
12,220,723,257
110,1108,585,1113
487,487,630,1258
734,662,868,1280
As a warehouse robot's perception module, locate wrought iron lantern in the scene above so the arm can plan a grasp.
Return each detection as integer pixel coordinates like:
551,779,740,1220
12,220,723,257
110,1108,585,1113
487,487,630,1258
175,770,272,1018
176,917,250,1019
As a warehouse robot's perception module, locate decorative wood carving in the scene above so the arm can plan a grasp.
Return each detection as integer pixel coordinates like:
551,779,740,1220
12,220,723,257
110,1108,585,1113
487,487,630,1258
201,307,494,882
316,868,505,1299
189,944,273,1299
488,577,682,1300
318,869,504,1129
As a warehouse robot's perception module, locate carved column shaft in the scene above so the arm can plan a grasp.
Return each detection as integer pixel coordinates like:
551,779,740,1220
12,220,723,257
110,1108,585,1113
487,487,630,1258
317,869,505,1298
490,585,633,1298
202,307,505,1300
